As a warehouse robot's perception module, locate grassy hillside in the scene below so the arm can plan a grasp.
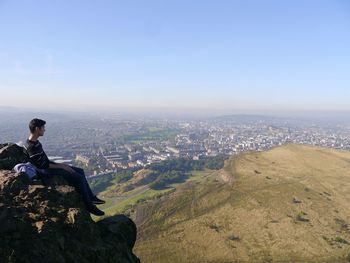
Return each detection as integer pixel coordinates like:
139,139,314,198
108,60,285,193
91,170,220,221
134,144,350,263
90,156,227,221
89,155,228,221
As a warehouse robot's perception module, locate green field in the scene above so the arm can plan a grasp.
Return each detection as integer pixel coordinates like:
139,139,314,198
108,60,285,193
92,169,217,222
122,128,181,143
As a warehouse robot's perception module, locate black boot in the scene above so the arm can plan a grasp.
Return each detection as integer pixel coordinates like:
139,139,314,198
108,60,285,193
92,195,106,205
86,204,105,216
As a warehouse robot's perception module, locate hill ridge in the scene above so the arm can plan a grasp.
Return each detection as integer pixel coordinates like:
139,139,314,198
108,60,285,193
134,144,350,263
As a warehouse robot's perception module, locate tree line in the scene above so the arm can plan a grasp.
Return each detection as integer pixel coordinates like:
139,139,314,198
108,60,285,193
147,155,228,190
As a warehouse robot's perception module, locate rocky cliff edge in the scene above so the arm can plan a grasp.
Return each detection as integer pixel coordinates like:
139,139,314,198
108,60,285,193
0,170,140,263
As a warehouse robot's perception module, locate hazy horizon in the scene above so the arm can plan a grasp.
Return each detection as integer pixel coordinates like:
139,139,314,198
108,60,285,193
0,0,349,111
1,105,350,122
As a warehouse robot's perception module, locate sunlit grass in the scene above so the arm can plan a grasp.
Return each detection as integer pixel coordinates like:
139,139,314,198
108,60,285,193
91,169,215,222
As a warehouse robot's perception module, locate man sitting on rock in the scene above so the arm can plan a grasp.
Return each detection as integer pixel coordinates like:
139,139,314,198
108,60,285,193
24,118,106,216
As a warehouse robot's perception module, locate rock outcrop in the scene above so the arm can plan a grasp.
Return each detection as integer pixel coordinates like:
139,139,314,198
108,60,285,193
0,170,140,263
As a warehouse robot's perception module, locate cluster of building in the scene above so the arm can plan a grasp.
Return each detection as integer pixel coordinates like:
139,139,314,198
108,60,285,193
69,118,350,177
3,114,349,177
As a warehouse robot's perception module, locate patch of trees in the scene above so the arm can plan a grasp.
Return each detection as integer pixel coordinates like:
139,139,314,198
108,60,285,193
147,154,228,173
149,171,188,190
88,170,133,194
113,170,133,183
89,155,229,192
147,155,228,190
203,155,228,170
88,173,114,194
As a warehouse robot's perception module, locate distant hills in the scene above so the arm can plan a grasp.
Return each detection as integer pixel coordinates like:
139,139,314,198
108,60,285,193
207,113,350,126
133,144,350,262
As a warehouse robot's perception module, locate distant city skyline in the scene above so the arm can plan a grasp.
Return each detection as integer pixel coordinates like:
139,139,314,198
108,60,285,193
0,0,349,111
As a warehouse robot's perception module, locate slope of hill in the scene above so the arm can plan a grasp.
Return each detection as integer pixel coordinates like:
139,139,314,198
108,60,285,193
134,144,350,263
88,156,228,219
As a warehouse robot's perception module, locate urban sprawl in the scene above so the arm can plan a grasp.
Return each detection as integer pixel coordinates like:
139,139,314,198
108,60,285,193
3,115,350,177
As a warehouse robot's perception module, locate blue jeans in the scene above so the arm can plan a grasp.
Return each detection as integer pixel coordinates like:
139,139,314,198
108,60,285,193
39,166,95,208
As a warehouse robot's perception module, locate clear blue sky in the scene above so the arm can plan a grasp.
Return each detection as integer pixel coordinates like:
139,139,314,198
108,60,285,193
0,0,349,112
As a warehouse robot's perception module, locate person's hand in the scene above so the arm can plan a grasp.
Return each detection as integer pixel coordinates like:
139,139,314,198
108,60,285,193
61,164,75,174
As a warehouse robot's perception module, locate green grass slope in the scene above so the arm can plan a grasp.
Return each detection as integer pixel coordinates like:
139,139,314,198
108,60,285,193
134,144,350,263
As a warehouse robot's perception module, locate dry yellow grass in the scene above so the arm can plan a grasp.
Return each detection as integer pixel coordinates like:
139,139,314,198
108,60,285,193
134,144,350,263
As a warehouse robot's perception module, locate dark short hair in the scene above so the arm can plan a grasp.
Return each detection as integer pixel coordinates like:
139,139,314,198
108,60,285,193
29,118,46,133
